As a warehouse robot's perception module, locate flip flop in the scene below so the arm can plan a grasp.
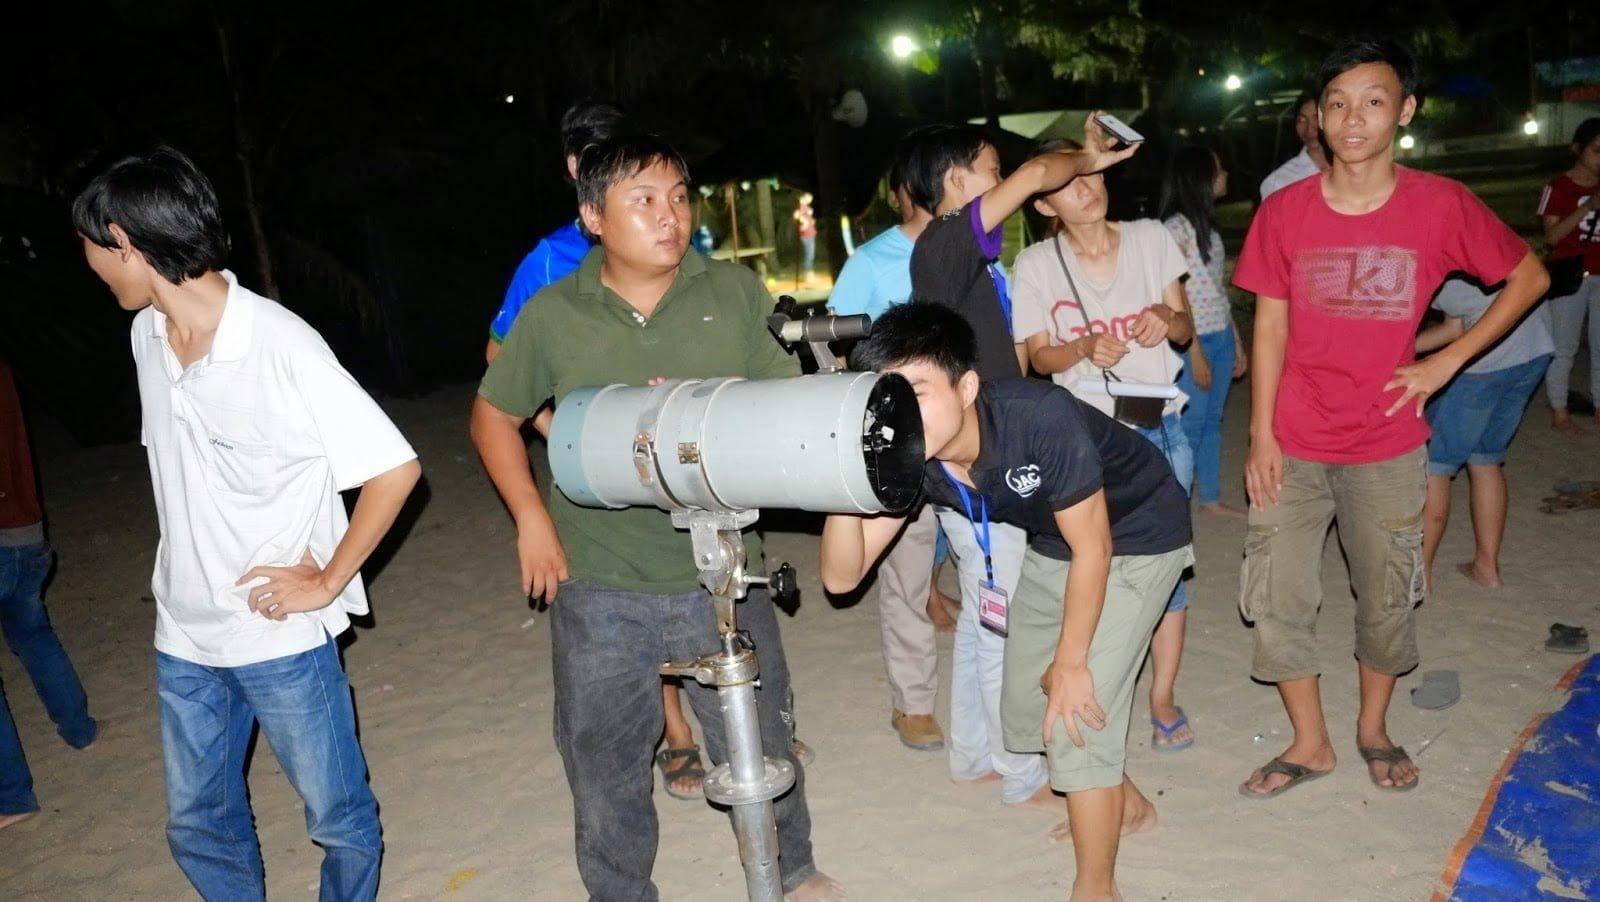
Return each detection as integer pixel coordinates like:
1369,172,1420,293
656,745,706,801
1357,745,1419,792
1151,706,1195,753
1238,757,1331,799
1546,623,1590,655
1410,670,1460,710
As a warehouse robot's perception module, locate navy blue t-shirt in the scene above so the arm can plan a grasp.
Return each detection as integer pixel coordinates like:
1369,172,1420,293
922,378,1191,561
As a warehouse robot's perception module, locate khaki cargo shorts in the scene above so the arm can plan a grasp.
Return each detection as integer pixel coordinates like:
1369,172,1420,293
1001,546,1192,793
1239,446,1426,682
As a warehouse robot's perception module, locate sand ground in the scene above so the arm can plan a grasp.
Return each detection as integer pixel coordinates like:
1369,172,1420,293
2,379,1597,901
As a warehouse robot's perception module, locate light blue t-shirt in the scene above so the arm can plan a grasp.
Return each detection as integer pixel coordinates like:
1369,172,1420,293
828,225,915,320
1432,278,1555,374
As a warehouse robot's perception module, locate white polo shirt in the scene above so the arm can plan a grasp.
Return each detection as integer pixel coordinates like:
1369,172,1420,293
1259,148,1322,201
131,271,416,667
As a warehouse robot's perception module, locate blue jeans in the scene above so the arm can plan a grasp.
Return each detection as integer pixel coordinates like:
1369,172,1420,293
157,636,381,901
0,541,96,815
1135,414,1194,613
1175,328,1237,505
1427,355,1551,476
551,581,816,899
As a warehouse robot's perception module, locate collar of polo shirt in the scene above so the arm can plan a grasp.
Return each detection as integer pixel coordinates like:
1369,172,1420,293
144,269,256,363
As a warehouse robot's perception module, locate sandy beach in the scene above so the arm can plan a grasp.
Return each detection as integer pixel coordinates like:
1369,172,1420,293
2,379,1597,901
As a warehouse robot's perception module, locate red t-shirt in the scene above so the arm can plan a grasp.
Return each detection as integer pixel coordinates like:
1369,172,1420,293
1,358,44,530
1233,167,1528,465
1536,174,1600,274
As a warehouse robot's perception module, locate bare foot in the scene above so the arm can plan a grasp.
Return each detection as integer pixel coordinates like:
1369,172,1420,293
1046,797,1158,844
1241,743,1337,797
1008,781,1066,815
950,770,1003,786
0,811,37,831
785,871,846,901
1551,412,1585,437
1455,561,1502,589
1356,731,1419,790
927,587,958,635
1197,502,1247,520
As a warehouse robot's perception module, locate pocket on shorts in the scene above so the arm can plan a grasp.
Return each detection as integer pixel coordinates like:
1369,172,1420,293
1238,526,1276,622
1381,513,1425,612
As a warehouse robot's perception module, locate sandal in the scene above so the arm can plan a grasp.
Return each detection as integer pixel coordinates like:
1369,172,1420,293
1357,745,1418,792
656,745,706,801
1238,757,1331,799
1546,623,1590,655
1151,707,1195,753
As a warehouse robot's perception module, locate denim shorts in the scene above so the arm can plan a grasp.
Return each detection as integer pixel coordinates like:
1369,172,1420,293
1425,354,1551,477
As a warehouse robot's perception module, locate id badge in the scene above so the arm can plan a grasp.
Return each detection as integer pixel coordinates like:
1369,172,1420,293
978,583,1009,636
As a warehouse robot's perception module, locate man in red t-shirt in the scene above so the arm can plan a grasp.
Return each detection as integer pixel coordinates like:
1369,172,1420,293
1231,39,1549,799
1535,117,1600,433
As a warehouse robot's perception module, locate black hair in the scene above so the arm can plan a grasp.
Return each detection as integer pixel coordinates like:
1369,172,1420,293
848,302,976,383
1573,118,1600,153
561,100,630,162
1314,38,1419,101
574,134,691,214
1294,89,1318,113
901,124,992,213
71,146,229,284
1158,145,1221,263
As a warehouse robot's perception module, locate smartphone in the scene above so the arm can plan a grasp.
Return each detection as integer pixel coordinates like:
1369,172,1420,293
1093,113,1145,147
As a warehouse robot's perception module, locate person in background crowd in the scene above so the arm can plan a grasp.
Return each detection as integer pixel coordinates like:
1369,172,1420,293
77,147,421,900
905,116,1138,814
1418,278,1554,590
1260,91,1331,201
1233,39,1548,798
1161,145,1250,518
1011,137,1199,762
0,357,98,832
828,140,954,752
795,192,818,282
1536,117,1600,435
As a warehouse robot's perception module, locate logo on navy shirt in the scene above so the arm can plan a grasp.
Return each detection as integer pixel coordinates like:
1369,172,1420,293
1005,465,1042,498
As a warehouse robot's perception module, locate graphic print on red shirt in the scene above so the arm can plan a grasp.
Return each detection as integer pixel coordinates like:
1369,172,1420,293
1537,174,1600,273
1232,167,1529,465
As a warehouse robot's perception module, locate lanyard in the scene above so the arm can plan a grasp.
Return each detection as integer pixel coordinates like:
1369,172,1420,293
941,465,995,588
988,263,1012,336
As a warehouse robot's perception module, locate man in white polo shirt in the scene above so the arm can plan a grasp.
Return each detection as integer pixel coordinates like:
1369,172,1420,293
1259,91,1331,201
74,147,421,902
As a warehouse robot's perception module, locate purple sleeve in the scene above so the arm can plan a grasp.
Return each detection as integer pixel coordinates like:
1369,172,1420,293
968,198,1004,261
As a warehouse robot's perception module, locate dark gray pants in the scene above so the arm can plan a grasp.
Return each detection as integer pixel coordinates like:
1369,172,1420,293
551,580,816,901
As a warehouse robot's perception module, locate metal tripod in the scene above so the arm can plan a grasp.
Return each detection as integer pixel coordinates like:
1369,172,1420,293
660,510,797,902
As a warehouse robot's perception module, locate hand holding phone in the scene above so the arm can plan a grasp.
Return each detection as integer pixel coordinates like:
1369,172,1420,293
1093,112,1145,148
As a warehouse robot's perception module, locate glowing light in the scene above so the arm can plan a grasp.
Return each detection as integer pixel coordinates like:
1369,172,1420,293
890,35,918,59
1398,135,1416,150
504,94,515,104
1224,74,1243,91
1197,68,1206,76
1523,119,1540,136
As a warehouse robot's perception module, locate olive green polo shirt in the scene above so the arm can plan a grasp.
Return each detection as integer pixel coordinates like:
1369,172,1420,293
478,246,800,593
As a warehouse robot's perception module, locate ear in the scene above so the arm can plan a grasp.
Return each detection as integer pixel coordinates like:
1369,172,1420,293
566,154,580,181
578,202,603,238
107,222,133,258
1398,95,1417,128
958,370,980,407
1032,196,1057,219
944,168,963,203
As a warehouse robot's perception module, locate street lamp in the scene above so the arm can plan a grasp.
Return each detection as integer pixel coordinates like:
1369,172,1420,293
1399,135,1416,150
1224,74,1242,91
1523,119,1540,137
890,34,918,59
504,94,515,104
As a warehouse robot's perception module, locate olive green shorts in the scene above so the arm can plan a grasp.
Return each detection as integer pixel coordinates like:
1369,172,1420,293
1001,546,1192,793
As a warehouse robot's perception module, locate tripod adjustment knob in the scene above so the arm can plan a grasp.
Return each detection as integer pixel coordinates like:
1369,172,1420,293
768,563,798,604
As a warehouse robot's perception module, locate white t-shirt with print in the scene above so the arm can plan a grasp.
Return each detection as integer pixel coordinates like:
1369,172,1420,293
1012,219,1190,417
131,270,417,667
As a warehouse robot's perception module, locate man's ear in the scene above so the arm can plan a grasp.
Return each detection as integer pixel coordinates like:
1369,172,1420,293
943,168,963,205
578,202,603,238
958,370,980,407
566,154,580,181
107,222,133,259
1398,95,1417,128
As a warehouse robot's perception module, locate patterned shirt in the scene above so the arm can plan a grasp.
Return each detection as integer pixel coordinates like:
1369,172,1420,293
1163,214,1230,335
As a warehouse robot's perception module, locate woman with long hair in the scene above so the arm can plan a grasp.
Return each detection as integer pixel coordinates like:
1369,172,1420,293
1159,146,1249,517
1011,138,1199,778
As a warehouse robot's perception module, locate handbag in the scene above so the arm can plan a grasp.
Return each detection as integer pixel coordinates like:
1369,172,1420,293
1546,255,1585,299
1051,236,1165,429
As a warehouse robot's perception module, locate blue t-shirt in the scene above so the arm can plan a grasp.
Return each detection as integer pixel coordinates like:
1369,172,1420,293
828,226,915,320
488,221,592,341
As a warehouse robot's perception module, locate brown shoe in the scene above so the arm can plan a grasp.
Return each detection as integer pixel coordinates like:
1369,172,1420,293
890,710,944,751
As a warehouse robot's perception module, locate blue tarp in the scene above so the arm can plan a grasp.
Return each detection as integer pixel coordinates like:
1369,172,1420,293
1450,655,1600,900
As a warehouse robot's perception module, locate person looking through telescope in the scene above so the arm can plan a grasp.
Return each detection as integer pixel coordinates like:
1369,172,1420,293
470,134,842,901
819,303,1192,902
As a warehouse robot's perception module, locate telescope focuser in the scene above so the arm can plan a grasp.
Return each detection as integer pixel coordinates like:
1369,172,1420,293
767,296,869,374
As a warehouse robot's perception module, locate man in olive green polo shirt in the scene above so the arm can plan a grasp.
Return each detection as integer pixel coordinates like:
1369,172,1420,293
471,135,842,901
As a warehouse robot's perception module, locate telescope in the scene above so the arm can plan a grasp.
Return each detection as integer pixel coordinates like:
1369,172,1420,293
547,299,923,901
